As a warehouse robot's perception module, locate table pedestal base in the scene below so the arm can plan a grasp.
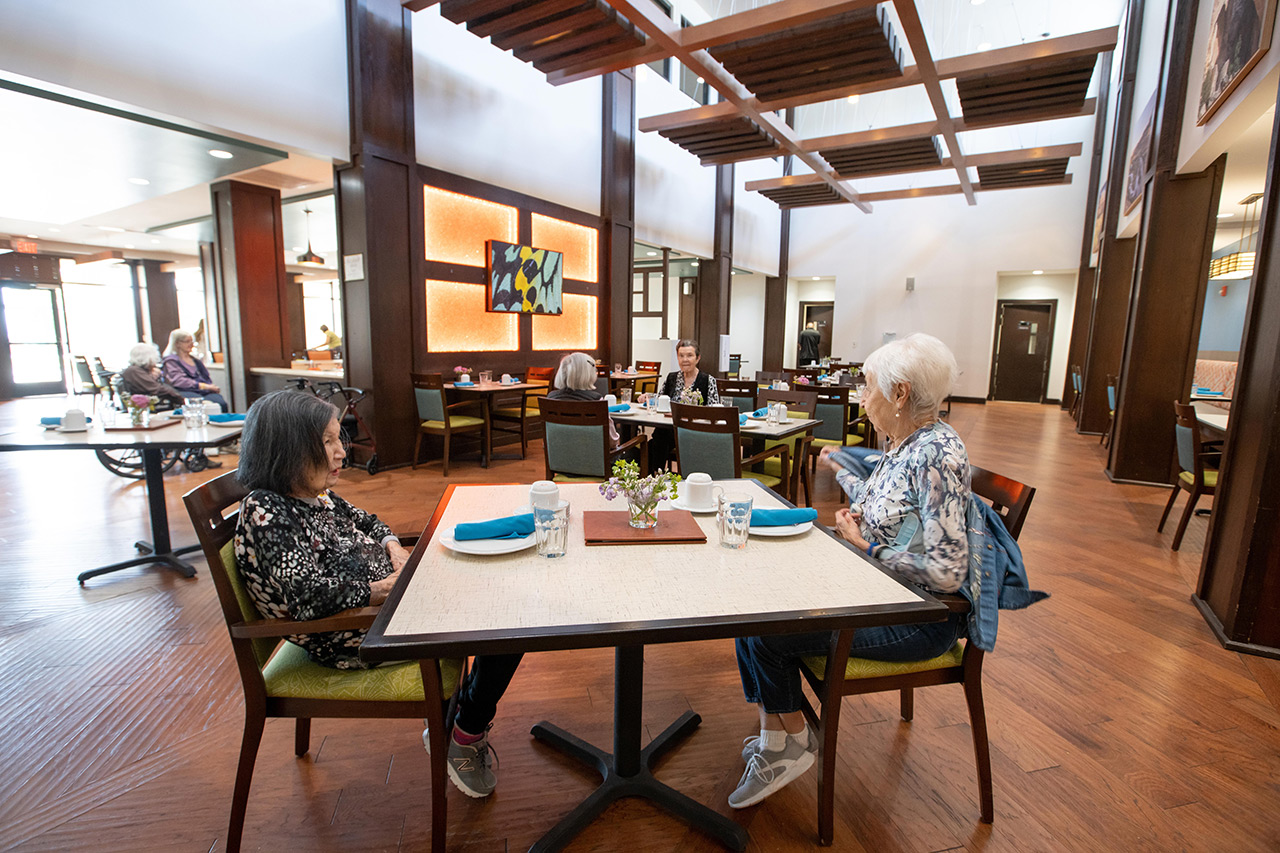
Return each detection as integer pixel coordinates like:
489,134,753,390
529,646,748,853
77,542,200,584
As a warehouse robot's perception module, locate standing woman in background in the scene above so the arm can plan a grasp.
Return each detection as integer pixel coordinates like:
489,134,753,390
162,328,229,412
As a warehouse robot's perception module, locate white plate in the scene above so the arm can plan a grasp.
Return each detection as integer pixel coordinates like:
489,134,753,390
668,495,717,514
441,532,536,555
739,421,759,430
57,425,90,433
749,521,814,537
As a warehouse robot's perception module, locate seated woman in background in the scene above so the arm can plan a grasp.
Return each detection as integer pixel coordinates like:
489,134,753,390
639,338,720,473
162,328,228,412
545,351,618,448
234,390,522,799
729,333,970,810
120,343,183,408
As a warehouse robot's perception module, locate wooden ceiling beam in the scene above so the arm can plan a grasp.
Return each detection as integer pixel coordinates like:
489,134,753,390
638,101,742,133
935,27,1118,80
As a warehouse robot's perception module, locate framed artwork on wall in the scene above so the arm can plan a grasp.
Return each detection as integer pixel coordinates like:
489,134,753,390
1092,179,1108,259
486,240,564,314
1198,0,1278,125
1123,94,1157,216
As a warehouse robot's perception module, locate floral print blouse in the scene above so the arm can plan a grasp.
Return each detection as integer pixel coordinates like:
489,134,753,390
836,421,971,593
234,489,397,669
660,370,720,405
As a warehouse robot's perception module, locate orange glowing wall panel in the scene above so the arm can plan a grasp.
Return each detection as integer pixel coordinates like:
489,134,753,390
532,293,597,350
425,280,519,352
531,213,598,283
423,186,518,267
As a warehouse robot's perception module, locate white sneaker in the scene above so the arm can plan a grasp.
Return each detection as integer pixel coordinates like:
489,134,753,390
728,727,816,809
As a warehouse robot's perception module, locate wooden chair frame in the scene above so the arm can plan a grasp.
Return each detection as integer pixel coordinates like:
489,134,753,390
183,472,461,853
809,387,873,474
1101,374,1117,448
1158,401,1219,551
799,464,1035,843
540,397,648,479
755,388,819,506
491,372,551,460
634,360,661,396
411,372,490,476
717,378,759,413
670,402,788,488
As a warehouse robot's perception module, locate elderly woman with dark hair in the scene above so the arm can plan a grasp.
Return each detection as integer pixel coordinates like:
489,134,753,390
120,342,183,407
234,390,521,799
728,333,971,810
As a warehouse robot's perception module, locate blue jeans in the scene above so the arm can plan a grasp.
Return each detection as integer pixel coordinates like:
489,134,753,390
736,612,967,715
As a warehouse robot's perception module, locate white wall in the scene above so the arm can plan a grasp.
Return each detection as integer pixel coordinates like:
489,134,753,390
1115,0,1170,238
413,9,602,214
789,178,1088,399
733,160,782,276
0,0,349,159
996,272,1078,400
728,273,766,376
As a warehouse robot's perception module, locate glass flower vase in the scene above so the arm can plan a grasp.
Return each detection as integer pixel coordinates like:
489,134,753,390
129,407,148,427
626,498,659,529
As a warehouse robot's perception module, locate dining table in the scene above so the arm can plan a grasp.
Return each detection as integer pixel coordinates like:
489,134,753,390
0,413,242,583
610,404,821,442
361,480,946,852
1194,400,1229,437
607,370,659,395
445,379,546,461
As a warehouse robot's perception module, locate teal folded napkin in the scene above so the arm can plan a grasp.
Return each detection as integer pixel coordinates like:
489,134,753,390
41,416,92,425
608,403,631,413
1197,389,1224,396
752,407,769,418
750,508,818,527
208,413,245,423
739,414,749,425
453,513,535,541
453,381,475,387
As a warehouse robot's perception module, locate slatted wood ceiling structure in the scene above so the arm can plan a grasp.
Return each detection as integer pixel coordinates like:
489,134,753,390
977,157,1072,189
819,136,944,179
756,183,844,208
955,53,1099,127
656,116,782,165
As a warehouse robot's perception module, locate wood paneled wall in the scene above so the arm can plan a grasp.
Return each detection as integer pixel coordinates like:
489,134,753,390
602,69,636,370
695,164,734,375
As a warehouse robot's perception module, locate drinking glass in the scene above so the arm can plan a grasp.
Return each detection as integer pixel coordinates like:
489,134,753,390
479,370,493,385
620,388,632,404
183,398,207,428
534,501,570,558
717,493,753,549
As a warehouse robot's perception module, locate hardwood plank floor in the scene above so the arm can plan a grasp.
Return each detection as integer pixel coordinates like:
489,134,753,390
2,397,1277,852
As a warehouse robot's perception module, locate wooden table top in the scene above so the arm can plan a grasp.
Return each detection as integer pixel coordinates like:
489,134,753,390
361,480,942,661
610,406,819,440
0,415,242,452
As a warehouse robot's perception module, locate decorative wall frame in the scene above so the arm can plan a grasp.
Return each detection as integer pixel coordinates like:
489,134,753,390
486,240,564,314
1197,0,1278,125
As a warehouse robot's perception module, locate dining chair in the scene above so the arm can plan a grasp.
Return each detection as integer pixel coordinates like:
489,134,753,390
755,388,819,506
755,370,788,386
726,353,742,379
411,372,489,475
1157,401,1220,550
809,388,871,472
635,360,661,396
1101,374,1117,448
799,464,1036,843
670,402,788,494
540,397,648,480
717,378,759,414
491,374,548,459
182,472,464,853
72,355,107,412
1069,365,1083,420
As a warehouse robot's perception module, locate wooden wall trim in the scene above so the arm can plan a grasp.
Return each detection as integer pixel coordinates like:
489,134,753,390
602,69,636,369
696,164,734,375
141,259,180,348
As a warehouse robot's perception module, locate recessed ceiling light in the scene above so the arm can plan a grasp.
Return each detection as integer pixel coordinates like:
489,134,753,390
690,261,699,266
978,41,992,51
970,0,985,5
847,94,860,103
26,234,38,238
812,276,821,280
646,251,657,256
124,244,135,249
128,177,150,186
291,246,305,253
150,239,161,244
48,227,60,233
208,149,234,159
1033,269,1044,275
99,225,126,233
1218,212,1234,218
696,76,704,84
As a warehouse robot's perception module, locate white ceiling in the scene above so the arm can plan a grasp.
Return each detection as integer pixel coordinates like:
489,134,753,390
1215,105,1275,251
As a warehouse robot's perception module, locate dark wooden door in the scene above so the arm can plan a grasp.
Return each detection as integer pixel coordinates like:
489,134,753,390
800,302,833,361
990,301,1055,403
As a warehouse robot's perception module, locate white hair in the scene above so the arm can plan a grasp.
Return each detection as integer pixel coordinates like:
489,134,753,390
128,342,161,368
165,328,192,356
863,333,958,423
555,352,597,391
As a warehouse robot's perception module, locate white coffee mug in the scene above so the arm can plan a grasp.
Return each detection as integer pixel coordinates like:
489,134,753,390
529,480,560,510
605,394,617,407
657,394,672,413
62,408,87,430
683,472,722,510
501,373,513,384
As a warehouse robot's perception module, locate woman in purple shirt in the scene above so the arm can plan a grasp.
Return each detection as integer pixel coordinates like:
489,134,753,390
162,328,229,412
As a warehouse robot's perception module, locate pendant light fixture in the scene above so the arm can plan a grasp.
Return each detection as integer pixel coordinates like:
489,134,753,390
296,206,325,267
1209,192,1263,280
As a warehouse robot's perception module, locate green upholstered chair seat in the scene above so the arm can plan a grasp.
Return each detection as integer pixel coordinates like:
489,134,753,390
740,467,785,490
421,415,484,429
492,406,532,418
1180,469,1218,487
263,641,462,701
802,641,965,681
811,435,866,449
552,474,603,483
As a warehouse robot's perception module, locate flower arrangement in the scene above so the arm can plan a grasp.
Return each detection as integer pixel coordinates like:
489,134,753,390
676,387,703,406
453,364,473,378
794,376,810,385
599,459,681,528
126,393,159,426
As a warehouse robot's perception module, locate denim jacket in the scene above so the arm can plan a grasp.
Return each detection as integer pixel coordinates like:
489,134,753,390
962,497,1049,651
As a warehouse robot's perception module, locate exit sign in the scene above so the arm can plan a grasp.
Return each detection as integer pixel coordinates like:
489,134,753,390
11,238,37,253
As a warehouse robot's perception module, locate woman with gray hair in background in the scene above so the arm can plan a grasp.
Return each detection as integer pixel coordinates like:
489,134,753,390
728,333,971,810
120,342,183,407
545,351,618,447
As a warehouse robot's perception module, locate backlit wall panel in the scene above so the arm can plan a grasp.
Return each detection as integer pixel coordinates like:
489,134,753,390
532,293,597,350
531,213,598,282
425,280,519,352
423,186,517,266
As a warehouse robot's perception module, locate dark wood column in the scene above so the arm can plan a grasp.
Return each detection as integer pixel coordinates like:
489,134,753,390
209,179,292,411
696,163,733,374
1194,92,1280,659
140,259,180,347
336,0,420,467
763,144,793,373
1065,50,1113,413
1080,0,1145,435
602,69,636,368
286,272,307,356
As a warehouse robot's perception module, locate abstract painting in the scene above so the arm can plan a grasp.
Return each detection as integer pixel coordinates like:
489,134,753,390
486,240,563,314
1198,0,1277,124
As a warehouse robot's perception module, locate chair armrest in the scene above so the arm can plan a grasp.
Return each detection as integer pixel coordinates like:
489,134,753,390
229,606,382,639
932,592,972,615
742,443,789,472
615,433,648,455
446,399,487,418
396,534,420,547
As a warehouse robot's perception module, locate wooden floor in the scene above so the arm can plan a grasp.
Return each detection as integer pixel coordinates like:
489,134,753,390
2,397,1278,852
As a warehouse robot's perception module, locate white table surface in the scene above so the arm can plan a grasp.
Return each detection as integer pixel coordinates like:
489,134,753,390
610,406,819,440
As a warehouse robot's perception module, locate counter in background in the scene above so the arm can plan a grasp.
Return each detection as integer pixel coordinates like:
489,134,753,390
249,365,346,399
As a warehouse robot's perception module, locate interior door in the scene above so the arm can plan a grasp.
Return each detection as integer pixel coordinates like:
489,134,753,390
990,301,1054,403
0,285,67,397
800,302,834,361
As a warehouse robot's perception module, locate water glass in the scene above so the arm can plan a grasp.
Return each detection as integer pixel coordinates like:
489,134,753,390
534,501,570,558
620,388,632,404
479,370,493,385
717,493,753,549
646,394,658,412
183,398,207,428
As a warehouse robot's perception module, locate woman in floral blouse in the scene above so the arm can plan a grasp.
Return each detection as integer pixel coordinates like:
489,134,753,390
234,390,520,799
728,333,971,810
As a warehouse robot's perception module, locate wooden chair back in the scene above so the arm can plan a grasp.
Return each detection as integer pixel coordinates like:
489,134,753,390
527,366,557,384
969,464,1036,540
410,372,447,421
718,378,759,413
1173,401,1211,484
306,350,334,360
671,402,743,481
540,397,615,478
635,361,661,395
755,387,818,417
811,388,854,442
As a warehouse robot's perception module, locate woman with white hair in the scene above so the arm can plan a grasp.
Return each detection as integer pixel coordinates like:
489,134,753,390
545,351,618,447
728,333,970,810
120,342,183,407
162,328,228,412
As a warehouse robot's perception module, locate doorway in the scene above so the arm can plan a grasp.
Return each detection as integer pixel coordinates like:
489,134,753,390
0,285,67,397
798,301,833,364
989,300,1056,402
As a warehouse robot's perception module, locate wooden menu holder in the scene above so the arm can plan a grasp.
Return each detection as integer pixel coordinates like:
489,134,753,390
582,510,707,546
